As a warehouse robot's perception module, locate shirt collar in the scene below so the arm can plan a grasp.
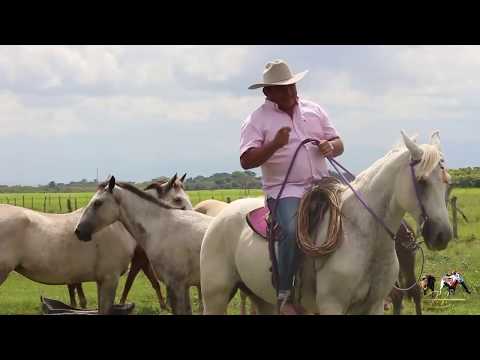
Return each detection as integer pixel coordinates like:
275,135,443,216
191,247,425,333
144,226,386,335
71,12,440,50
264,97,301,113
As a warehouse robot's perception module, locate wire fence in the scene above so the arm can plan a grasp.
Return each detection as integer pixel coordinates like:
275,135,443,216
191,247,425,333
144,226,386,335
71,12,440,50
0,194,93,213
0,189,265,214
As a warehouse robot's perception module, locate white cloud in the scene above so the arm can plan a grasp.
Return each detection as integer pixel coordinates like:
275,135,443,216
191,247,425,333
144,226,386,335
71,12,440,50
0,45,477,185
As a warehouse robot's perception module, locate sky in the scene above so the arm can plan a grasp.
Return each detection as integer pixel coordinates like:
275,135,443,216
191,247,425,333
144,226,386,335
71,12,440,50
0,45,477,186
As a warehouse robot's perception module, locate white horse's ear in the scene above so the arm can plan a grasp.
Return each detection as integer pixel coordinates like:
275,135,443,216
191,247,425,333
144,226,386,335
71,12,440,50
180,173,187,183
108,176,116,193
430,130,442,151
401,130,423,160
167,173,178,189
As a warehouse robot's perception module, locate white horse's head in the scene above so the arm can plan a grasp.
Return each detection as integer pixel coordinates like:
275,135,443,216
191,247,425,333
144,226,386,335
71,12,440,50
394,130,452,250
144,173,193,210
74,176,178,242
75,176,121,241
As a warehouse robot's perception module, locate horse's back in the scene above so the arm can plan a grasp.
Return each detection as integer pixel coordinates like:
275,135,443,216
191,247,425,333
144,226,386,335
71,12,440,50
194,199,229,217
0,204,134,284
200,197,264,262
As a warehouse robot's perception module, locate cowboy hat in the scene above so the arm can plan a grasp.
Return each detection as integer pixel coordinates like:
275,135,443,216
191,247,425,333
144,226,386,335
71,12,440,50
248,59,308,90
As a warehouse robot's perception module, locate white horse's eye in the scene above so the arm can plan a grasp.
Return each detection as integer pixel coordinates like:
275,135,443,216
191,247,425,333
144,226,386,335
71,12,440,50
93,200,103,209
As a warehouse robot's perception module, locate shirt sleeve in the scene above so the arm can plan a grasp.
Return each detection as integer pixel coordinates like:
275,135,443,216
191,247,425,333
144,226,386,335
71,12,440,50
240,115,264,157
317,105,340,140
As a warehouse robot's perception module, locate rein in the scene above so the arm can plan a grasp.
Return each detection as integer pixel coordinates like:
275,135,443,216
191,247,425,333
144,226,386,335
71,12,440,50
327,156,426,292
268,138,317,297
269,138,427,293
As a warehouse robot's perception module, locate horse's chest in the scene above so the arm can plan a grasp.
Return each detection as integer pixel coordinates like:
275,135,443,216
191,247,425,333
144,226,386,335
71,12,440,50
353,251,398,309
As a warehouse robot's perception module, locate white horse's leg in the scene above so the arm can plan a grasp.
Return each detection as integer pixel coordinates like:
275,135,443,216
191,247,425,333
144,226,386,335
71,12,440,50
202,273,239,315
96,275,119,315
250,297,276,315
315,284,349,314
76,284,88,309
365,301,385,315
196,286,203,314
185,286,193,315
68,284,77,308
167,283,191,315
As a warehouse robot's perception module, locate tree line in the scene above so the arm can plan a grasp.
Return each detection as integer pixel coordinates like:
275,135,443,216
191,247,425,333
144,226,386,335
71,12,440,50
0,167,478,193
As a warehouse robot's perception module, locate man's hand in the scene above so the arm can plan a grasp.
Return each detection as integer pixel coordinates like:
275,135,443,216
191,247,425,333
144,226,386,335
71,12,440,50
240,127,291,170
272,127,291,149
318,140,334,158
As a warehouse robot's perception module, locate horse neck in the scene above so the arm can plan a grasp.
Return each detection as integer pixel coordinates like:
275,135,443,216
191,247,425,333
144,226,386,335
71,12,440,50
345,151,408,242
115,187,168,249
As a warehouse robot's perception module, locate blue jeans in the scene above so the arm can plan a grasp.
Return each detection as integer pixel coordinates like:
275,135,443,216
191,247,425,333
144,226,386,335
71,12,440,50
267,197,301,294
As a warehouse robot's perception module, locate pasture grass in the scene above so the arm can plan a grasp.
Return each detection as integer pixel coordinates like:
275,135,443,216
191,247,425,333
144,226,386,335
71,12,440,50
0,189,264,213
0,188,478,315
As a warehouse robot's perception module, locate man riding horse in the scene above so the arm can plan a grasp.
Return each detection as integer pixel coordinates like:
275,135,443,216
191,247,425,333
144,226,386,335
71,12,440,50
441,271,471,295
240,59,344,315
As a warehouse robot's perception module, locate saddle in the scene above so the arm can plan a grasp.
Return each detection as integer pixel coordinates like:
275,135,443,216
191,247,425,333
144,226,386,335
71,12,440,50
246,206,270,240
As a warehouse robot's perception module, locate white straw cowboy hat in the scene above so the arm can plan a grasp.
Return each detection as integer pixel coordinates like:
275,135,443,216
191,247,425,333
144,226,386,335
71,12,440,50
248,59,308,90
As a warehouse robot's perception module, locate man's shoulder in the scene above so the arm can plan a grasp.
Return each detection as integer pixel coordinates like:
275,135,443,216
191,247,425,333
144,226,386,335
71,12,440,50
300,98,324,110
299,98,328,118
242,102,270,126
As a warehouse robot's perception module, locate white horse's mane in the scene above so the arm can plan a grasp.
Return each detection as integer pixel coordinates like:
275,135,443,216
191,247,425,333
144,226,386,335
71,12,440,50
351,140,442,189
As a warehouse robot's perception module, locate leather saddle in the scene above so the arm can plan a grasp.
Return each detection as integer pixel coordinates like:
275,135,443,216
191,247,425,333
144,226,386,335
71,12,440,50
246,206,270,240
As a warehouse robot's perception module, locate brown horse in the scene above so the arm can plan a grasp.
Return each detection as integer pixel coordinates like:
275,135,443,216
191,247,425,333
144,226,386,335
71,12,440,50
67,173,191,310
388,182,455,315
388,222,423,315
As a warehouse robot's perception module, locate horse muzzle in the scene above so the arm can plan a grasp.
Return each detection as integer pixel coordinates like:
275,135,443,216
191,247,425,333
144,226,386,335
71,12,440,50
74,226,92,242
422,219,453,251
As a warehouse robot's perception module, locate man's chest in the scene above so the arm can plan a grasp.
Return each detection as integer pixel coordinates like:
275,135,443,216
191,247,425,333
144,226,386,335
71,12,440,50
262,110,326,143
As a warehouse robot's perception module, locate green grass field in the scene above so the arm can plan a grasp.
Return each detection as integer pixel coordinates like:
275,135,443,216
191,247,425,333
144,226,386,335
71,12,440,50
0,188,478,315
0,189,264,213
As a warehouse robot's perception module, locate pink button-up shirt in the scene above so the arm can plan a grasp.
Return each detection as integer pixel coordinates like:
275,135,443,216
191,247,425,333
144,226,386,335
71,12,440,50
240,98,340,199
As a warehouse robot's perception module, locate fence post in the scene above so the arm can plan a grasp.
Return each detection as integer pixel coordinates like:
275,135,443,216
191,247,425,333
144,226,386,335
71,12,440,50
226,197,231,204
75,197,78,210
67,198,72,212
44,196,47,213
58,197,62,213
31,197,34,210
22,195,25,208
451,196,458,239
14,197,16,206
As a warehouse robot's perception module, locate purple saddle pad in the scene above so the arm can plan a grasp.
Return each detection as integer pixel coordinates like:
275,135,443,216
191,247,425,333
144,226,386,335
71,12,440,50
246,206,269,239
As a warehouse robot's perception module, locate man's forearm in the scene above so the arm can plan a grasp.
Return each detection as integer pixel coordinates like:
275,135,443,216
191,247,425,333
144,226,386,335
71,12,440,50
240,141,280,169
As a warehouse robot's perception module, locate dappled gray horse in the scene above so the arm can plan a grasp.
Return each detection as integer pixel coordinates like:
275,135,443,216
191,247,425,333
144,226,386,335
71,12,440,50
75,177,212,315
68,174,192,311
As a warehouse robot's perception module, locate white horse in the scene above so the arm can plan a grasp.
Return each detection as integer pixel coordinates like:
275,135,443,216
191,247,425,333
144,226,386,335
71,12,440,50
200,131,453,314
74,177,213,315
194,199,230,217
193,198,255,315
0,207,135,315
69,173,193,310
